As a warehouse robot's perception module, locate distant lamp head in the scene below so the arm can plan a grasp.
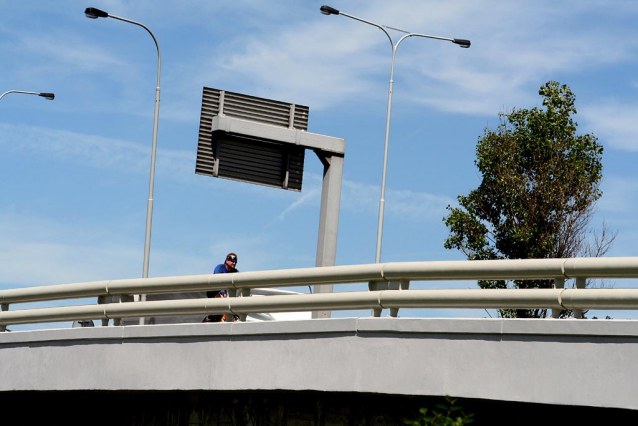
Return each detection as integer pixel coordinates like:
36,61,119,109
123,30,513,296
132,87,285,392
38,93,55,100
320,5,340,15
84,7,109,19
453,38,471,48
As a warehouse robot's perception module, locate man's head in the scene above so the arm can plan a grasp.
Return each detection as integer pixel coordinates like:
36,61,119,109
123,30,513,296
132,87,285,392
209,290,228,298
225,253,238,270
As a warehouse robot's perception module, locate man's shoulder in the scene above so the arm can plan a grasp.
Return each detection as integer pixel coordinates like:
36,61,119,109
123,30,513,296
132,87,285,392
213,263,239,274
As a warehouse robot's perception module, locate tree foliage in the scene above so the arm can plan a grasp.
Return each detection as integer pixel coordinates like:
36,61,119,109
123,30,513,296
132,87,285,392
404,396,474,426
443,81,614,318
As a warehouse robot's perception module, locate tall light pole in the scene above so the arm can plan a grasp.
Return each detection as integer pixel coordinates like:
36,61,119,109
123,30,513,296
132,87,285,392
85,8,161,284
0,91,55,101
320,5,470,263
85,7,161,325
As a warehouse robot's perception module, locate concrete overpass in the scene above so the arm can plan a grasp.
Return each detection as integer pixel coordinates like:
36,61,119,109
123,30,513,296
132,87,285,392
2,258,638,423
2,317,638,421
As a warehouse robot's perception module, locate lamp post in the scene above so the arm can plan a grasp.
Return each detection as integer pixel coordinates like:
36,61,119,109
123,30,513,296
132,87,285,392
0,91,55,101
85,7,161,325
320,5,470,263
85,8,160,281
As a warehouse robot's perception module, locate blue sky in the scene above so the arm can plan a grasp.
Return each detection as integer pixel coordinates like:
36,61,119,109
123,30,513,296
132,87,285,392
2,0,638,326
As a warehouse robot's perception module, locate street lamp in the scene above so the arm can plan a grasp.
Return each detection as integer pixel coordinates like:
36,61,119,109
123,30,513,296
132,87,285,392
0,91,55,101
85,7,161,283
320,5,470,263
85,7,161,325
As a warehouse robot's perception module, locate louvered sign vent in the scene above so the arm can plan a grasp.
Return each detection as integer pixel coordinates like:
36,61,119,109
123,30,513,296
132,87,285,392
196,87,310,191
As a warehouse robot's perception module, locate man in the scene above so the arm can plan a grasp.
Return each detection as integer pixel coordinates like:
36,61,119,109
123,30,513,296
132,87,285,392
213,253,238,276
203,253,239,322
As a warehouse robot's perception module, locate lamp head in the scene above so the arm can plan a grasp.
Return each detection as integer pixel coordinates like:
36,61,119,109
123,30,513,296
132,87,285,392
85,7,108,19
320,5,340,15
453,39,471,48
39,93,55,100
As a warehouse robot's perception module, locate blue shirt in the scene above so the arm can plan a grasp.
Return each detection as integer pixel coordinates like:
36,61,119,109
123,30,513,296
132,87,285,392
207,263,238,299
214,263,238,274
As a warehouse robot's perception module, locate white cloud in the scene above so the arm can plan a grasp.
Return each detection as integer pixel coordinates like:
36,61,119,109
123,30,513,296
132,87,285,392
0,22,135,86
201,21,383,109
4,0,635,122
203,232,316,273
19,32,129,76
598,175,638,214
186,0,638,116
0,123,453,224
0,209,316,290
276,187,322,221
580,102,638,152
0,123,194,182
386,187,454,219
0,211,141,287
397,4,638,115
270,172,453,225
591,175,638,258
342,180,453,220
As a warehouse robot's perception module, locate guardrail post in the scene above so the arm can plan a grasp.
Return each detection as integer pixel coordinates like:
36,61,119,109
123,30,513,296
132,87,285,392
0,303,8,332
227,288,250,321
238,288,251,321
573,277,587,319
114,294,132,326
98,296,111,326
389,280,410,317
368,281,387,317
552,278,565,319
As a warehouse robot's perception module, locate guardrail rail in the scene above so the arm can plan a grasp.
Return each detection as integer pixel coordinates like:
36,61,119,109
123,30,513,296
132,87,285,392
2,257,638,330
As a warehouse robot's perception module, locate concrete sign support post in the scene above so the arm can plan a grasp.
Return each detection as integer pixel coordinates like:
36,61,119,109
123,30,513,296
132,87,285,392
313,152,344,319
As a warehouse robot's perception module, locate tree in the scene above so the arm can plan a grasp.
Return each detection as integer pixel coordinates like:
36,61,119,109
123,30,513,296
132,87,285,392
443,81,615,318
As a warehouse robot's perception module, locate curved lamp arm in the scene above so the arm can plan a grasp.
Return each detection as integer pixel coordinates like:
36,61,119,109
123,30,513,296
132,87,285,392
0,90,55,100
107,14,162,88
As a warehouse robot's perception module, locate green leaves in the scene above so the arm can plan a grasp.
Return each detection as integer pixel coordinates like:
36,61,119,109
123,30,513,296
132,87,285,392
404,396,474,426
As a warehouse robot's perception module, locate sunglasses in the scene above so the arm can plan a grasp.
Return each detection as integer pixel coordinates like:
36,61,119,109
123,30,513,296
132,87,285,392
226,256,237,262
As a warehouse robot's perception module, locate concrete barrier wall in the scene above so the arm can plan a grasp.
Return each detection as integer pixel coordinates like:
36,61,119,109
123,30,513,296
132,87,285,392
1,318,637,410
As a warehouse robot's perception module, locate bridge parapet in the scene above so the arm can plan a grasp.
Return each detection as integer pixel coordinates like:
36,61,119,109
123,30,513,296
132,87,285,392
1,318,637,411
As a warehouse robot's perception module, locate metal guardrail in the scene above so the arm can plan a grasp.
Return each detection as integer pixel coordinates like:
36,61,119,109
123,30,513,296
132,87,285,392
2,257,638,329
